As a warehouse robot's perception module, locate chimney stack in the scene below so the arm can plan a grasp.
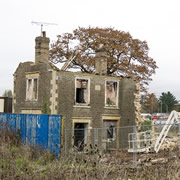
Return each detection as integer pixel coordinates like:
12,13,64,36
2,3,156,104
95,48,108,75
35,31,50,63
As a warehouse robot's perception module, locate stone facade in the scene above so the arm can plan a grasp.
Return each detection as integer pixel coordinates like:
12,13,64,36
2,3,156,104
13,34,141,149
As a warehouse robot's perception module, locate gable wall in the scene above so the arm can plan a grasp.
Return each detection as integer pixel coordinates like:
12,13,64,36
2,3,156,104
13,62,52,114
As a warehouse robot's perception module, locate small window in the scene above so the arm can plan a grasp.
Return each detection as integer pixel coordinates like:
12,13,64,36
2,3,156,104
26,78,38,101
75,78,90,105
105,81,118,106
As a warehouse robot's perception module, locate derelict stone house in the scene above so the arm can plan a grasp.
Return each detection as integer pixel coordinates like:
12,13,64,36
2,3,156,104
13,32,141,149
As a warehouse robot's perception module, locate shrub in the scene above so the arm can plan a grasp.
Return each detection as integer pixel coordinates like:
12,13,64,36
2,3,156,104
141,120,152,131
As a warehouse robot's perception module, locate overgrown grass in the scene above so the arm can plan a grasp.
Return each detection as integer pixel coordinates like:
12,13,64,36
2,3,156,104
0,122,180,179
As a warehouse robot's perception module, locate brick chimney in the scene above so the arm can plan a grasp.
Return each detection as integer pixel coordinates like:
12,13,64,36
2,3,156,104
35,31,50,63
95,48,108,75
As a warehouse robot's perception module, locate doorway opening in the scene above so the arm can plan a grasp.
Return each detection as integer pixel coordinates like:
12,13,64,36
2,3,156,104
74,123,88,150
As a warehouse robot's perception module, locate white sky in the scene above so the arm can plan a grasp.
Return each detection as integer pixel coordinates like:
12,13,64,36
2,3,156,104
0,0,180,99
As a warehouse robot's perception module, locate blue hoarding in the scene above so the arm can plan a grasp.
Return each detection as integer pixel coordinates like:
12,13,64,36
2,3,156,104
0,113,62,157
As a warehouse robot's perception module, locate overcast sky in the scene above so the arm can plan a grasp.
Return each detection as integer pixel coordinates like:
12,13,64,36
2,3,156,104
0,0,180,100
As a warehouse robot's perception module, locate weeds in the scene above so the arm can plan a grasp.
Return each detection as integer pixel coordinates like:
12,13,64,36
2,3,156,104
0,122,180,179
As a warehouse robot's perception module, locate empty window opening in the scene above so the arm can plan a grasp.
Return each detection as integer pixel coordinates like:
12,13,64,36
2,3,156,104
74,123,88,150
75,79,89,105
103,120,117,140
105,81,118,106
26,78,38,100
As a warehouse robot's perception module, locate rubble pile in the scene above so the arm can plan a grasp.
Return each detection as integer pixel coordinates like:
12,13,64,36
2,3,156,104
160,136,179,151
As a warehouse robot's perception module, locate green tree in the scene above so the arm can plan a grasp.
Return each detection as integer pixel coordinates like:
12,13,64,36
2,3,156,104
2,90,12,97
159,91,178,113
50,27,157,91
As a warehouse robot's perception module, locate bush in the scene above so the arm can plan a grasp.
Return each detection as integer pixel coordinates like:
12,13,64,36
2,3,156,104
141,120,152,131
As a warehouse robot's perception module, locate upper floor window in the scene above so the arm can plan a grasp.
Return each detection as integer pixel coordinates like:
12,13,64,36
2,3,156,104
26,77,38,101
105,80,119,107
75,78,90,106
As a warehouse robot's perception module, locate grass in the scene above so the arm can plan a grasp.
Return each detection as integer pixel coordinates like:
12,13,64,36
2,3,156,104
0,123,180,179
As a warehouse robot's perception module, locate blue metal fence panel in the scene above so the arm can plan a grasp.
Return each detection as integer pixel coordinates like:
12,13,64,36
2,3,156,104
0,113,6,131
48,115,61,157
26,114,37,146
15,114,21,130
0,113,62,156
20,114,26,144
36,115,48,150
0,113,7,124
8,113,16,131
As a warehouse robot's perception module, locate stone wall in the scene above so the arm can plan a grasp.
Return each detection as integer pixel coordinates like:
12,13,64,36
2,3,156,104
13,62,52,114
56,71,121,128
14,62,141,148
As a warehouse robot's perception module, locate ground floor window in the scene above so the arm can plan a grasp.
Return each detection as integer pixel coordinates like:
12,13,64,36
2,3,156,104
103,120,117,140
74,123,88,150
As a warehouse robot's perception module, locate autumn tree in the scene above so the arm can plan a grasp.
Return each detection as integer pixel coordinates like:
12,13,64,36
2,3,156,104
141,93,159,113
159,91,178,113
50,27,157,91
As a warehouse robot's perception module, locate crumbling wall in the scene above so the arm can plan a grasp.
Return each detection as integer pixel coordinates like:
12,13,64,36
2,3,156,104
55,71,141,149
133,82,142,129
14,60,141,149
118,77,141,148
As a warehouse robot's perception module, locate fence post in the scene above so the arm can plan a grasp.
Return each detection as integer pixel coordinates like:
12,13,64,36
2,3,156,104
133,125,137,167
94,128,98,146
64,129,67,157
